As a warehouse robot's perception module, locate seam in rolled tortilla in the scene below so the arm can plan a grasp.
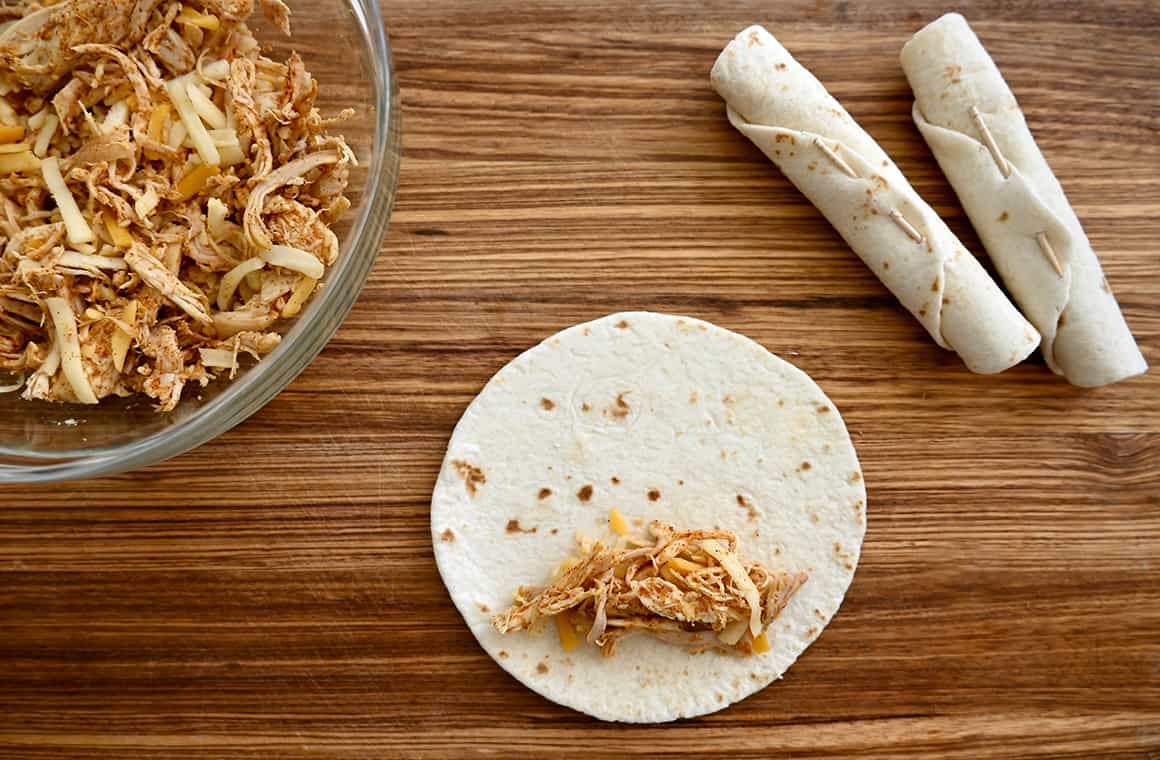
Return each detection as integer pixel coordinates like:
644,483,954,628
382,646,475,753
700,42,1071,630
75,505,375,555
711,25,1040,375
901,13,1147,388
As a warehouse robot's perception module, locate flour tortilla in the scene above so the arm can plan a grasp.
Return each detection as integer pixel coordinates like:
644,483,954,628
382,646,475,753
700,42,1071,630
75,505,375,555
431,312,866,723
711,25,1040,375
901,13,1146,387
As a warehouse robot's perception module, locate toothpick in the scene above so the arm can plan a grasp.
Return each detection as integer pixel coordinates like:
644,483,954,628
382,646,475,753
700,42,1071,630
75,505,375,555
1035,232,1064,277
889,210,924,244
969,105,1011,179
813,137,859,179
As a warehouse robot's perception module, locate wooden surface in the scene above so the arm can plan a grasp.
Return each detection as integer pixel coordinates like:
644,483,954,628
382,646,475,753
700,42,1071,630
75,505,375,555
2,1,1159,757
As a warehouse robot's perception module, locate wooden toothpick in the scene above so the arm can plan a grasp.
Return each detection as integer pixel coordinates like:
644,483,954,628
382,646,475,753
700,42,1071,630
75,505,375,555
813,137,859,179
888,209,924,244
1035,232,1064,277
969,105,1012,179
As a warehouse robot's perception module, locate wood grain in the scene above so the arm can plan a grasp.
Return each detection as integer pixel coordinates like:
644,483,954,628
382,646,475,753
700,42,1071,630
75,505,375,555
2,0,1159,757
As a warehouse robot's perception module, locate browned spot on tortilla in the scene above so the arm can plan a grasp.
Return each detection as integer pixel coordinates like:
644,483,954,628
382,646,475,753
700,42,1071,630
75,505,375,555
538,488,552,500
776,62,788,71
583,327,591,336
808,160,817,171
943,296,952,306
774,149,781,156
506,519,536,534
689,391,699,404
816,608,826,620
774,546,782,555
777,399,785,407
648,489,661,502
577,485,593,502
678,480,684,486
477,602,490,613
817,404,830,413
881,160,888,167
611,476,620,485
775,133,794,144
452,460,486,496
440,528,455,542
550,528,558,535
998,211,1009,222
498,650,509,659
736,494,759,521
1058,312,1067,328
747,28,763,47
536,662,549,674
540,397,555,411
716,694,724,703
883,261,890,270
581,402,590,412
799,461,812,472
723,393,735,405
843,560,854,571
750,673,760,680
632,518,644,527
918,306,927,317
810,512,820,524
850,471,861,483
806,626,818,637
854,499,865,511
607,392,630,419
833,541,843,556
873,175,888,190
614,319,629,329
931,277,940,292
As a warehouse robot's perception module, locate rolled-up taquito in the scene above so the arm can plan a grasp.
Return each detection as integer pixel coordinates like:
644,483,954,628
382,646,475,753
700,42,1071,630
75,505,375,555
711,25,1040,375
901,13,1147,387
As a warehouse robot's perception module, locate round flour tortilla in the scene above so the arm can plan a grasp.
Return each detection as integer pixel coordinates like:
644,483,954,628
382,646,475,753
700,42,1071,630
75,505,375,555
431,312,866,722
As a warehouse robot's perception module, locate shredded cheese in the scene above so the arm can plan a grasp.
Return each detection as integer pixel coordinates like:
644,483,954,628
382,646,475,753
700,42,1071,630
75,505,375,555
280,275,317,318
32,113,58,157
58,251,127,271
135,185,160,220
0,124,24,144
608,507,629,536
165,77,221,166
751,631,771,654
43,297,98,405
701,539,764,637
209,128,245,166
176,163,219,201
201,59,230,81
41,157,95,245
103,213,133,249
206,197,231,239
27,108,48,131
0,150,40,174
111,299,137,373
555,610,583,653
259,245,325,280
198,347,238,372
176,4,221,30
185,79,227,129
218,258,265,310
147,103,170,142
101,100,129,134
717,619,748,646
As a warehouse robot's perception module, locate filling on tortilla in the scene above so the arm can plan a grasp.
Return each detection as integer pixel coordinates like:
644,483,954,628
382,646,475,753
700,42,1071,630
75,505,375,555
492,512,808,657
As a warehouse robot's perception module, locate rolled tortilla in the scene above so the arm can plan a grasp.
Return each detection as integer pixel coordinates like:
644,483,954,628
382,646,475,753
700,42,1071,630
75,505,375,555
901,14,1147,387
711,25,1040,375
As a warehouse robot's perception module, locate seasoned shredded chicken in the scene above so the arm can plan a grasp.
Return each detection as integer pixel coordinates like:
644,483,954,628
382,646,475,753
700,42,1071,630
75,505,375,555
493,517,809,657
0,0,354,410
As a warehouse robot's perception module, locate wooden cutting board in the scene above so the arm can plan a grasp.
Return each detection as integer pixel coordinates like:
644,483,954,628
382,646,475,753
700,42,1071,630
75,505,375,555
2,1,1158,756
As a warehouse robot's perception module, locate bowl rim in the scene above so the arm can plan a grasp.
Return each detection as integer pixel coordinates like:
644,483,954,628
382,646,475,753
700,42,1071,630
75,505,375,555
0,0,400,483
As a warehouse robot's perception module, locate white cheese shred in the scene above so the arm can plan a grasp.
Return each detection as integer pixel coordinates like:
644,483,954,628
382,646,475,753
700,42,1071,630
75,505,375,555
41,157,95,245
44,297,98,405
165,77,220,166
259,245,325,280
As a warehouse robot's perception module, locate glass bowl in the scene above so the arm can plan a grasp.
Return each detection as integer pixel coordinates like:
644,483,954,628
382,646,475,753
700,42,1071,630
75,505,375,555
0,0,400,482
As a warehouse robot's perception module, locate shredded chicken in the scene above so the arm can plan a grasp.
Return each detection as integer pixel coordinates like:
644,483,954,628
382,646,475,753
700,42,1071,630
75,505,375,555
492,519,809,657
0,0,353,410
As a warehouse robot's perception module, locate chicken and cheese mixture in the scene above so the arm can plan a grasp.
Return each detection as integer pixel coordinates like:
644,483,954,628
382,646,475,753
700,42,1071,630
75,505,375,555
0,0,354,410
493,513,809,657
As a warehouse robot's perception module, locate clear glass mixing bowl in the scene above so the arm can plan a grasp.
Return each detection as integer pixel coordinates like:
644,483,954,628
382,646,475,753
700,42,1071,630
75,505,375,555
0,0,400,482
